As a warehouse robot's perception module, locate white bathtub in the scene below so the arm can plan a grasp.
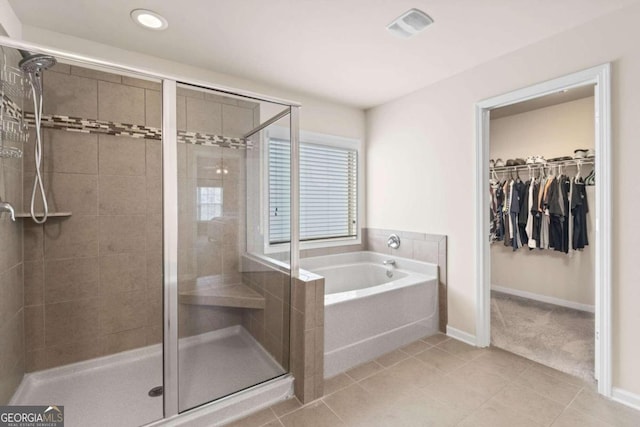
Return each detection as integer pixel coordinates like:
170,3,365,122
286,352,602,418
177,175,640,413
300,251,438,378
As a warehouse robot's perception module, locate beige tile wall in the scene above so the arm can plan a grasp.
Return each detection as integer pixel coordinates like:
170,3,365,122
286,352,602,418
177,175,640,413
289,274,325,403
366,227,448,332
241,256,291,368
0,48,26,404
22,65,164,371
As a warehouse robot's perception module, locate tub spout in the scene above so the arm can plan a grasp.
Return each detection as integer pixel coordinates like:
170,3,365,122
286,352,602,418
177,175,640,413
383,259,395,278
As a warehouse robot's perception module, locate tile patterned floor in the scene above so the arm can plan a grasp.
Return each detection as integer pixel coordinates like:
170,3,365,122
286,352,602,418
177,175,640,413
225,334,640,427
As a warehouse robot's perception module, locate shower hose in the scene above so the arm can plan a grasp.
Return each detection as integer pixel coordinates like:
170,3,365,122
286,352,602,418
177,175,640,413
29,74,48,224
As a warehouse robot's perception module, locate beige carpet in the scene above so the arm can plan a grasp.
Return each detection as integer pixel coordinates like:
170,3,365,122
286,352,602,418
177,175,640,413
491,291,595,383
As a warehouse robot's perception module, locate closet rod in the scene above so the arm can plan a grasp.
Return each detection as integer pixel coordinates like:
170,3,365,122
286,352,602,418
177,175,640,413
490,157,594,172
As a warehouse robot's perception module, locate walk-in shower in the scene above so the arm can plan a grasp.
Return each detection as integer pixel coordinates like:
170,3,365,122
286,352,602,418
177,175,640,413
19,51,56,223
0,39,299,427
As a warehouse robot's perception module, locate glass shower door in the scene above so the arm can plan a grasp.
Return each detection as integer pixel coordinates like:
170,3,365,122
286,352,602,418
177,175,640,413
174,83,293,411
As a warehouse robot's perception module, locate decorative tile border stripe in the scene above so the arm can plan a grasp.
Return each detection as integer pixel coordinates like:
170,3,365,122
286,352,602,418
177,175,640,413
1,95,23,122
178,130,249,149
21,112,253,149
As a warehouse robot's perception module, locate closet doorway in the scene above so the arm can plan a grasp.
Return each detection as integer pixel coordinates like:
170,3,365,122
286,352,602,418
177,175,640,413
474,64,612,397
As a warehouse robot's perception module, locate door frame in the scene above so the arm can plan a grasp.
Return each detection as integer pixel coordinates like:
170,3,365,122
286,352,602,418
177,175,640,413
474,64,612,396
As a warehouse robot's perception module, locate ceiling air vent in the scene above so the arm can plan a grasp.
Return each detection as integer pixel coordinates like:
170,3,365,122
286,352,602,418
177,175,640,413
387,8,434,39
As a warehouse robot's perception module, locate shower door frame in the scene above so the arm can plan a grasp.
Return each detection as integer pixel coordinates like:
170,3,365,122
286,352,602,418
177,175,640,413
0,35,301,422
474,64,612,397
162,81,300,417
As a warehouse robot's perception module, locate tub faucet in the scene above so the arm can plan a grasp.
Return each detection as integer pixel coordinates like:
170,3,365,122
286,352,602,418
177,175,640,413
383,259,395,278
0,200,15,222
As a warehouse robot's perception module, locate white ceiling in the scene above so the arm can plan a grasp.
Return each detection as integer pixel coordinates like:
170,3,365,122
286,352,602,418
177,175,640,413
8,0,638,108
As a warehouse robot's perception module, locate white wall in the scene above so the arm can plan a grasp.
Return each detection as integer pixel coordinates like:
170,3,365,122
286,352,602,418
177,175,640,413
17,26,365,142
0,0,22,38
366,3,640,395
490,98,596,307
490,97,595,161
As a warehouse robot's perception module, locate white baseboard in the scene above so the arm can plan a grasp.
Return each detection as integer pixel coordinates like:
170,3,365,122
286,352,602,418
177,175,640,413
491,285,595,313
612,387,640,411
446,325,478,347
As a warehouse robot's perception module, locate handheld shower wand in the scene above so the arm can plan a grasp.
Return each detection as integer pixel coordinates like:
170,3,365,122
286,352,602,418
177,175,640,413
19,52,57,224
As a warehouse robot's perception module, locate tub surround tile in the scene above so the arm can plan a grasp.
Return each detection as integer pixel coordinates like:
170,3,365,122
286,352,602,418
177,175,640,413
364,228,447,332
413,239,439,263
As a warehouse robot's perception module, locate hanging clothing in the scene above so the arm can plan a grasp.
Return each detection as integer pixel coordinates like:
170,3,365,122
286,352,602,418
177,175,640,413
524,178,537,249
572,178,589,250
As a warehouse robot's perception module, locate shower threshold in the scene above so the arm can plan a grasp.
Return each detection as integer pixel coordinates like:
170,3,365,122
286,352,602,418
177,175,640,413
10,325,287,427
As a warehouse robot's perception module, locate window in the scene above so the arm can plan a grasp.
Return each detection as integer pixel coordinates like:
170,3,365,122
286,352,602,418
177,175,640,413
197,186,223,221
268,135,358,245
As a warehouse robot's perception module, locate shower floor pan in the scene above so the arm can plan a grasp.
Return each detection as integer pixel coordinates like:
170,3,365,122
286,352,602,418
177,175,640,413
10,325,285,427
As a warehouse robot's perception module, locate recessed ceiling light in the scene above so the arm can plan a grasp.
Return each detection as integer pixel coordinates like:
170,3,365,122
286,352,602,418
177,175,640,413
387,9,434,39
131,9,168,30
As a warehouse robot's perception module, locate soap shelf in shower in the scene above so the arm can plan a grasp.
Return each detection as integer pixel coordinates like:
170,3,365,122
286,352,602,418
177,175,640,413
15,212,72,219
179,282,265,309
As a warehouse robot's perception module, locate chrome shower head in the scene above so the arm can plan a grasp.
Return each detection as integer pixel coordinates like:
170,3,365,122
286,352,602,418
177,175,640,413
19,53,57,74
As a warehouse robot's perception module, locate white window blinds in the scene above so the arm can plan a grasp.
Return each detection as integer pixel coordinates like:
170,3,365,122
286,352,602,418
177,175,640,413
269,138,358,244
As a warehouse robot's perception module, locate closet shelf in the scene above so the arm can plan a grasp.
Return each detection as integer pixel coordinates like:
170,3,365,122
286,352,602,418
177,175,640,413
15,212,72,219
490,157,594,172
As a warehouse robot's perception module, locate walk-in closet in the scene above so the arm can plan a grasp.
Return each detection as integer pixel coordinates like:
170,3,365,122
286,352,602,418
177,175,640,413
488,85,597,382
